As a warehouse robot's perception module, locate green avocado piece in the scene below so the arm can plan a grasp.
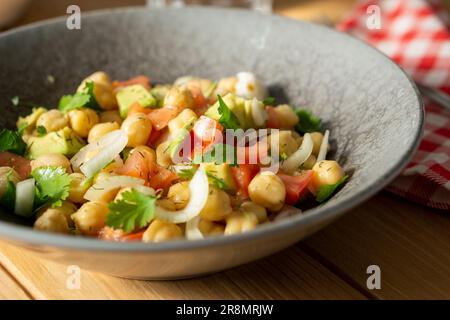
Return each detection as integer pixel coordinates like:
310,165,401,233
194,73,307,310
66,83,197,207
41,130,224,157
168,116,197,159
205,93,248,129
117,84,157,118
17,107,47,133
202,163,236,192
26,127,85,159
150,85,171,108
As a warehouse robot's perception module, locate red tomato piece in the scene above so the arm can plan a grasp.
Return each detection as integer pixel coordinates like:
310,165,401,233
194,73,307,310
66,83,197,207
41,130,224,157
278,171,313,205
192,116,223,151
147,107,179,131
116,149,152,181
0,152,31,180
149,166,178,191
112,75,151,90
266,106,280,129
128,102,152,116
231,164,260,199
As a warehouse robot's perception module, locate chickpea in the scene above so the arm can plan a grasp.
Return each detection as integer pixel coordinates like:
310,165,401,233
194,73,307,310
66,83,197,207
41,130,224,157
99,110,122,125
200,186,233,222
121,113,152,147
156,199,177,211
310,132,324,156
129,146,156,164
87,122,120,143
239,201,267,223
216,76,237,96
34,209,69,234
77,71,117,110
71,201,109,236
68,108,99,138
248,172,286,212
156,140,173,167
0,167,19,198
273,105,299,128
68,173,91,203
270,130,300,157
167,181,190,210
163,86,194,111
31,154,72,173
301,154,317,170
311,160,345,191
142,220,182,243
36,109,68,133
168,109,198,137
224,212,258,235
198,219,225,236
36,201,77,227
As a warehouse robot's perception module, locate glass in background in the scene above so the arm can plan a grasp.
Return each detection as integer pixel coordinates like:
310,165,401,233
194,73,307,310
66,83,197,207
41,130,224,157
147,0,273,14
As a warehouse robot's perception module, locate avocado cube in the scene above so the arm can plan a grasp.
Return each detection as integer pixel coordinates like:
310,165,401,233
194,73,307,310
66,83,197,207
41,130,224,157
27,127,85,159
117,84,157,118
202,162,236,192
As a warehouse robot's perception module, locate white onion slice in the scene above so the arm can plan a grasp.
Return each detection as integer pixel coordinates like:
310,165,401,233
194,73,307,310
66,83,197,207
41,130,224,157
235,72,267,100
70,130,128,168
281,133,313,174
186,216,204,240
155,167,209,223
75,130,128,178
84,175,145,201
251,98,267,127
14,178,35,217
316,130,330,162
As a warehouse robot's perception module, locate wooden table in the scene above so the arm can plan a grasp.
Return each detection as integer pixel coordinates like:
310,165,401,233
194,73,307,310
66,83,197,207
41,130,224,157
1,0,450,300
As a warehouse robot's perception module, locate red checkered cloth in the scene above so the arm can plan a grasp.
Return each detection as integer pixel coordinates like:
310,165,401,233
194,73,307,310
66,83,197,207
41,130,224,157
337,0,450,210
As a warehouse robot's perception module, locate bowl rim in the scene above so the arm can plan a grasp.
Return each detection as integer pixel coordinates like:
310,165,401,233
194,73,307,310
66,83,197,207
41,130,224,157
0,6,424,252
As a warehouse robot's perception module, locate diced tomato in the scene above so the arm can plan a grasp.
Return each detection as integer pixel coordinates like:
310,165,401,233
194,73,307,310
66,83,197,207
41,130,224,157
231,164,260,199
278,171,313,205
146,128,163,148
186,84,208,110
121,230,145,241
0,152,31,180
147,107,179,131
128,102,152,116
112,75,151,91
236,137,269,165
116,149,153,181
149,166,178,191
266,106,280,129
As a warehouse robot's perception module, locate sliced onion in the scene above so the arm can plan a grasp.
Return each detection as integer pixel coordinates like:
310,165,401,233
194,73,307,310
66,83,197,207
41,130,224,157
186,216,204,240
281,133,313,174
235,72,267,100
71,130,128,177
316,130,330,162
84,175,145,202
155,167,209,223
251,98,267,127
14,178,35,217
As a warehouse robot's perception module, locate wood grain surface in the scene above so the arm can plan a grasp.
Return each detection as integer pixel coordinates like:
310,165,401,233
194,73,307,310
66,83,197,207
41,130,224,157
1,0,449,300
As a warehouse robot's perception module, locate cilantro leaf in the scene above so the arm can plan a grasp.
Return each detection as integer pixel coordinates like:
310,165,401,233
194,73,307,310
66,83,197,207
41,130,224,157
106,190,157,232
58,81,101,112
58,93,90,112
32,166,71,209
0,171,16,210
37,126,47,137
316,175,348,203
263,96,276,106
217,95,241,130
0,129,27,156
294,108,322,133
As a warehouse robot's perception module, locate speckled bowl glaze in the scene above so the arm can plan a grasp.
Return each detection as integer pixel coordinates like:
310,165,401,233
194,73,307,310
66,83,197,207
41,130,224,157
0,7,423,279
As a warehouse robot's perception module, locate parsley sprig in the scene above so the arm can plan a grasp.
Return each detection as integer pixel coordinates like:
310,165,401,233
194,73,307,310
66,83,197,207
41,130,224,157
295,108,322,133
106,189,157,232
0,129,27,156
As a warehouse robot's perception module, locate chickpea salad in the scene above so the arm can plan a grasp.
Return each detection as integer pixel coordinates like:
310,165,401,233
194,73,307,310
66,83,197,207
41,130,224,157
0,71,347,242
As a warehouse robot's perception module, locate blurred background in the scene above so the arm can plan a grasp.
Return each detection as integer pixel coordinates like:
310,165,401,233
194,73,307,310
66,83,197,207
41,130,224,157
0,0,365,29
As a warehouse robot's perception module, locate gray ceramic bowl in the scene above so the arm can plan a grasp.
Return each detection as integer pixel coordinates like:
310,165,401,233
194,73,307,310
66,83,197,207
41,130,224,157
0,7,423,279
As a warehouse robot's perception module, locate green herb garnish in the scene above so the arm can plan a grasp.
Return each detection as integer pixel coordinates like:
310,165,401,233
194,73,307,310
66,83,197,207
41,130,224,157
0,171,16,210
32,166,71,209
217,95,241,130
106,189,157,232
295,108,322,133
59,81,101,112
0,129,27,156
37,126,47,137
263,96,276,106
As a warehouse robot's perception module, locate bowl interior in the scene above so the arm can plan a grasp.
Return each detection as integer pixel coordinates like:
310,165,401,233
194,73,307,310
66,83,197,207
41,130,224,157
0,7,422,248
